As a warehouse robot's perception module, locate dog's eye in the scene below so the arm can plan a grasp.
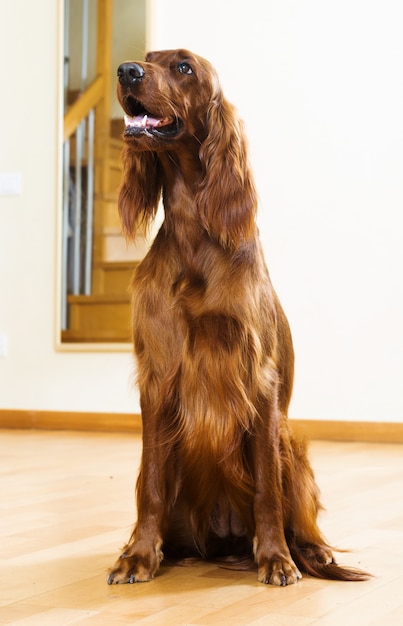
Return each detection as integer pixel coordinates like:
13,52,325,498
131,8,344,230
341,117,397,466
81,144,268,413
178,62,193,75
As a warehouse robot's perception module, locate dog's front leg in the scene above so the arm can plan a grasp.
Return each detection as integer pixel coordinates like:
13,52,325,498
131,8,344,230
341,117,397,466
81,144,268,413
252,394,302,586
108,405,165,584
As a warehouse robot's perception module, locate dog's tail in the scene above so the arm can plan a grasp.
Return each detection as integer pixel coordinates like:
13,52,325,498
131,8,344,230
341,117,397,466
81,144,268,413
289,542,371,582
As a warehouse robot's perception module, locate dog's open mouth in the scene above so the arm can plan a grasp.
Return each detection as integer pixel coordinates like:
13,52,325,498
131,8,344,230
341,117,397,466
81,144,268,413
123,97,181,138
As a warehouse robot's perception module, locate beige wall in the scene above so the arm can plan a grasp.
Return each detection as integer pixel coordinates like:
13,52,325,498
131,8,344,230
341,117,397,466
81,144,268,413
0,0,402,422
0,0,137,414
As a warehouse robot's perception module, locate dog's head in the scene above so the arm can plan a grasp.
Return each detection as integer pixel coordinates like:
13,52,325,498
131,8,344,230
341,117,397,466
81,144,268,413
117,49,257,249
117,49,220,148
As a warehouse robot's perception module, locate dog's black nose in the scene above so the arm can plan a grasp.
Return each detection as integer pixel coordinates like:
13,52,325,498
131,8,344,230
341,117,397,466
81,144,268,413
117,62,145,84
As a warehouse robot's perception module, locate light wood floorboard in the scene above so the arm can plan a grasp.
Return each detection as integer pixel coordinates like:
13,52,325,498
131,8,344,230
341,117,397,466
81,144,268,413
1,429,402,625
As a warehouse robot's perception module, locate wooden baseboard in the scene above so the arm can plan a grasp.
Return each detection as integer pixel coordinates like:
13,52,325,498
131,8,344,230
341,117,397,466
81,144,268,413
0,410,142,433
289,419,403,444
0,410,402,443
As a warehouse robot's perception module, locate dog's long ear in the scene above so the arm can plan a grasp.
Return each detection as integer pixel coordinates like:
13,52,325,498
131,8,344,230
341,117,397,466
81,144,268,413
118,148,162,240
196,96,257,248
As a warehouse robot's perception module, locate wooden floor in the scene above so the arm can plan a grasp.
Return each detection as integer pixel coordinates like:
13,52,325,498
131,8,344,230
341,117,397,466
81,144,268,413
1,430,402,625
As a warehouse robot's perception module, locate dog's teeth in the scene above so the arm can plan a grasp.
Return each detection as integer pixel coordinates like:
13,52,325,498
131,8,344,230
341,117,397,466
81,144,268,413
124,114,136,128
124,114,149,128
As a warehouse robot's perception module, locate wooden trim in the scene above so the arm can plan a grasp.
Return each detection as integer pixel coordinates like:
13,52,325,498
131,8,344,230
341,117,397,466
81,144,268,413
289,419,403,444
0,410,141,433
1,410,403,443
63,75,104,141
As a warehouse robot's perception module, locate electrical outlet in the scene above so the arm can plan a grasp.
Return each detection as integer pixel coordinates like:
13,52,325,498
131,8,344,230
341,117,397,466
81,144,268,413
0,172,22,196
0,334,8,357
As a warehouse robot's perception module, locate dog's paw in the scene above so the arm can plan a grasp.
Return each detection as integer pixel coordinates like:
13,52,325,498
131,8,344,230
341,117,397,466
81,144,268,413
253,537,302,586
257,556,302,586
107,542,164,584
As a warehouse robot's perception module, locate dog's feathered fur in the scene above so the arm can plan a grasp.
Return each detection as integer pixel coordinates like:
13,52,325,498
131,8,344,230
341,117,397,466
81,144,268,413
108,49,369,586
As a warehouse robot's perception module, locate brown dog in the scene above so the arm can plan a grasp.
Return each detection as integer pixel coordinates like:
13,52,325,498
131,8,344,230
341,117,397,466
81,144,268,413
108,49,368,586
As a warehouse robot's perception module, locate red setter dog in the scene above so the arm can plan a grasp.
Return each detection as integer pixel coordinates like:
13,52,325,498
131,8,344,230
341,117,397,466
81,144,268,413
108,49,368,586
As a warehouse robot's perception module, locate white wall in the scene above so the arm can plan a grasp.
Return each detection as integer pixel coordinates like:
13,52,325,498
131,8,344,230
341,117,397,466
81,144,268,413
0,0,402,422
150,0,403,423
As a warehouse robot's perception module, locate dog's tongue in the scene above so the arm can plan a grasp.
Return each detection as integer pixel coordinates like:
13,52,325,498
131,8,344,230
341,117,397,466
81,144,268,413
124,113,174,129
